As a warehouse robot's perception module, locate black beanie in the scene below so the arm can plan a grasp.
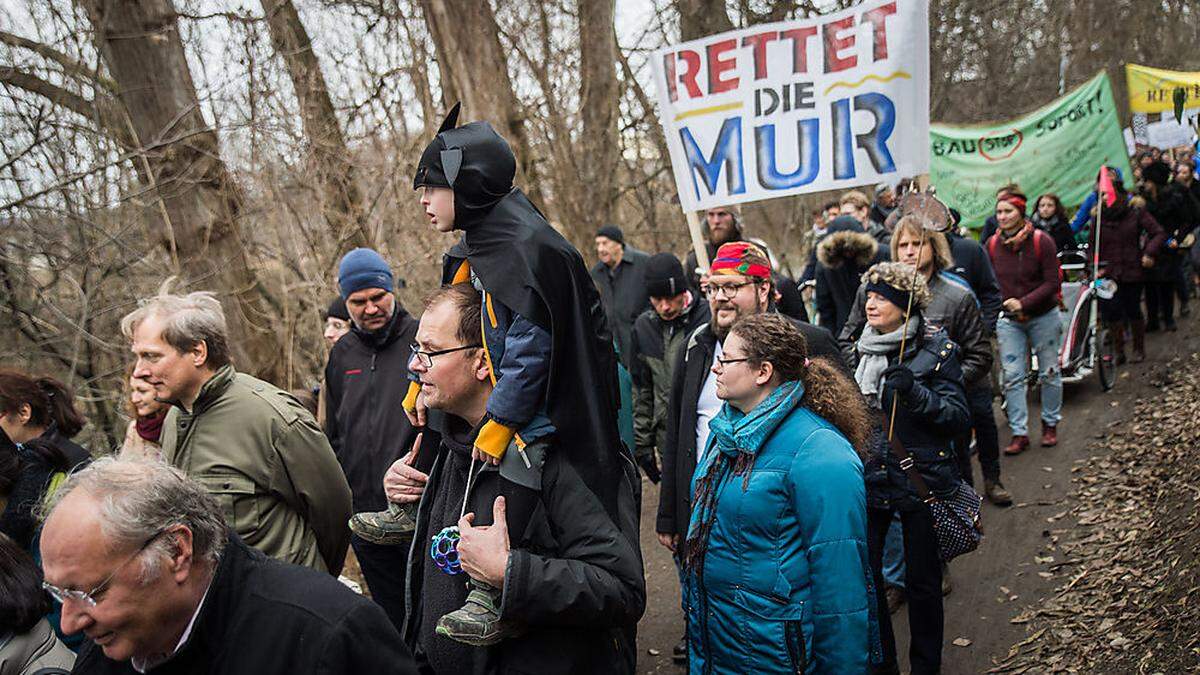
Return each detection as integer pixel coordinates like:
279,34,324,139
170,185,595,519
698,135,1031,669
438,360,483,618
644,253,687,298
325,297,349,321
596,224,625,247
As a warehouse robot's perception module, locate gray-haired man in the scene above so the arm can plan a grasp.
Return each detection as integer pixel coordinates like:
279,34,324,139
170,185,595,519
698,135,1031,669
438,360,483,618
39,457,415,674
122,291,352,574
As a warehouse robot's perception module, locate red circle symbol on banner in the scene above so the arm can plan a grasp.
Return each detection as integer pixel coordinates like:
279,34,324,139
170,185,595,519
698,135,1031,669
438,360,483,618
978,129,1024,161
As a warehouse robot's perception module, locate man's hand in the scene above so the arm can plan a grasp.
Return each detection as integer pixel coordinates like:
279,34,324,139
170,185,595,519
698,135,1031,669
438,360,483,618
383,432,428,503
404,389,428,427
1002,298,1023,314
472,447,502,466
656,532,680,553
1142,255,1155,269
636,453,662,484
457,496,511,588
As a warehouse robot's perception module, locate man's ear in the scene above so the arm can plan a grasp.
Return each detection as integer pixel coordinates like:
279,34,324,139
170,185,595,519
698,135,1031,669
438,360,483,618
190,340,209,369
473,350,491,383
165,525,196,582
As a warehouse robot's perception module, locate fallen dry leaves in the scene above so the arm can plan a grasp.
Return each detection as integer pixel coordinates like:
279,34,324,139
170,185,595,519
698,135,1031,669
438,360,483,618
987,354,1200,674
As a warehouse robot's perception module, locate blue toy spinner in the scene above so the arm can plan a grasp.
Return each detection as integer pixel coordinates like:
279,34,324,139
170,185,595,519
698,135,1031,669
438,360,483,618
431,525,463,575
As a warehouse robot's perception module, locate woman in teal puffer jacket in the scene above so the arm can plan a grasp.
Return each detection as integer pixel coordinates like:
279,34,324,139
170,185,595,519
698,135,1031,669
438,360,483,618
684,313,876,674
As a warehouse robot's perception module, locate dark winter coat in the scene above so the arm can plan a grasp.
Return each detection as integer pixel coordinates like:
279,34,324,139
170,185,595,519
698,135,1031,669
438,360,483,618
404,418,645,675
591,248,652,369
945,231,1003,334
855,326,971,511
985,226,1061,319
1031,214,1077,252
839,272,992,389
656,317,844,539
815,223,885,334
70,533,417,675
630,295,710,464
1088,201,1166,284
324,305,424,513
0,428,88,550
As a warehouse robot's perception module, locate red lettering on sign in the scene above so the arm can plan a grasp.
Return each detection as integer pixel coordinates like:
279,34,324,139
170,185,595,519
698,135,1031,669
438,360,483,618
706,39,739,93
823,16,857,73
862,2,897,61
741,32,778,80
780,26,817,74
676,49,703,99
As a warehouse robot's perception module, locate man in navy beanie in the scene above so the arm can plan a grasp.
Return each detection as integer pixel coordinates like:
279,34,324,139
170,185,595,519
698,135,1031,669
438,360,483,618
323,247,427,631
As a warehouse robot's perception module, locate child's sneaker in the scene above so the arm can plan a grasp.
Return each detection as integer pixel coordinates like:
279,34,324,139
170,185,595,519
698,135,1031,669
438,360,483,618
348,501,417,545
436,579,521,646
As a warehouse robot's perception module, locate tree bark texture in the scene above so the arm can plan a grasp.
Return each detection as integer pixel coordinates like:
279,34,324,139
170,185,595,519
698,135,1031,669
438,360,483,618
418,0,540,198
76,0,281,380
577,0,620,232
260,0,373,251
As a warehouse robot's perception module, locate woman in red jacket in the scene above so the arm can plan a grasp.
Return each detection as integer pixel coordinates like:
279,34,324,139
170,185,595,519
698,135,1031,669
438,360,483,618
1091,168,1166,363
986,191,1063,455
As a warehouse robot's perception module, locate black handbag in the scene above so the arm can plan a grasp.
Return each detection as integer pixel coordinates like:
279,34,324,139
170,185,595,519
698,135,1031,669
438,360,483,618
882,413,983,561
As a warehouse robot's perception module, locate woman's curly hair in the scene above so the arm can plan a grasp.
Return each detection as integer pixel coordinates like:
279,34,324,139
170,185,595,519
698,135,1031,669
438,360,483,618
729,314,871,457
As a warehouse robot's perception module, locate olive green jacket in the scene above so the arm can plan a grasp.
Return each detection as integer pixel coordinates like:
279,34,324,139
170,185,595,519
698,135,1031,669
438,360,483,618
161,365,352,574
629,297,710,460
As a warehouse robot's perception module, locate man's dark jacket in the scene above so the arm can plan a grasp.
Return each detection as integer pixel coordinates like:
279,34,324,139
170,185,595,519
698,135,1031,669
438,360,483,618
591,248,652,369
629,295,710,465
324,305,422,512
71,533,416,675
945,231,1003,335
403,418,645,674
656,316,845,538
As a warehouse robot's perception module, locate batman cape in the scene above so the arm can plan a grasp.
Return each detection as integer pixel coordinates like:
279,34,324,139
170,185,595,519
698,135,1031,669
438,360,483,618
414,105,629,521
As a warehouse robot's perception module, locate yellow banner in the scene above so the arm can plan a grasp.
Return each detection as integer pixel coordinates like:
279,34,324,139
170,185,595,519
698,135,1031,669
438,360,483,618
1126,63,1200,114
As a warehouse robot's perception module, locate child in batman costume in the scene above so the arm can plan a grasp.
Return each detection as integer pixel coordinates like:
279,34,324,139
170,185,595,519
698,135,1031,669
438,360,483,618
348,104,629,646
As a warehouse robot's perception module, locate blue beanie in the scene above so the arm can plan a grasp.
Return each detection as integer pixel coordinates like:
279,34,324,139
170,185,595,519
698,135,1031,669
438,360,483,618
338,248,394,298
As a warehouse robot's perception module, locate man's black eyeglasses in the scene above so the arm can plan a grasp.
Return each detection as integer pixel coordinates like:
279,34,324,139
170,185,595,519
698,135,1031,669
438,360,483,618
410,343,482,368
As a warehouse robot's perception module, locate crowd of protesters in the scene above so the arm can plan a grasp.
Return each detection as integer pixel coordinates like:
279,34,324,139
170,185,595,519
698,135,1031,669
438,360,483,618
1,102,1196,675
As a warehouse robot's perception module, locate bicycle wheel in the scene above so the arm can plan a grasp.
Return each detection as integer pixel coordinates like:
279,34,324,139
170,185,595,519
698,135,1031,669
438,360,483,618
1095,325,1116,391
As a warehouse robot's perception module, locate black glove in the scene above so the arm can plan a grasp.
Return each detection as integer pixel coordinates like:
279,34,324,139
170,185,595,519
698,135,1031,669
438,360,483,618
882,364,915,396
637,453,662,484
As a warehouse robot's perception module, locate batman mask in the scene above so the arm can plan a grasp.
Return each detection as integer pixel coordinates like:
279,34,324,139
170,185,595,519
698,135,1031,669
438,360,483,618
413,103,516,228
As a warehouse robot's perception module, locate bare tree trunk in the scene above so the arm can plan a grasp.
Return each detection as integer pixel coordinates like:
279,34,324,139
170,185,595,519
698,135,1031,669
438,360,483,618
76,0,281,380
259,0,373,251
577,0,619,232
675,0,734,41
418,0,542,200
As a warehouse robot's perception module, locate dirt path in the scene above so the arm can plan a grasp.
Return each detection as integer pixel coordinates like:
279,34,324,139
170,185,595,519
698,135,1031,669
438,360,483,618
634,312,1198,673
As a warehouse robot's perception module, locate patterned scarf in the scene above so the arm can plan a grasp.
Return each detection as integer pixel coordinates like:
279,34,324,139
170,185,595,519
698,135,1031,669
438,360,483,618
1000,220,1034,251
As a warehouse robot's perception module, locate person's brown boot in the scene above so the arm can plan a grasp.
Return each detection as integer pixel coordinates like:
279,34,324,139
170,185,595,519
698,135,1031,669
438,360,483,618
1003,435,1029,456
984,479,1013,506
1041,425,1058,447
1131,319,1147,363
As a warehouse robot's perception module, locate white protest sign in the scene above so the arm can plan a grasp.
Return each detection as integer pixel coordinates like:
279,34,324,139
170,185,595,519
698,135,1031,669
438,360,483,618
650,0,930,211
1145,110,1198,149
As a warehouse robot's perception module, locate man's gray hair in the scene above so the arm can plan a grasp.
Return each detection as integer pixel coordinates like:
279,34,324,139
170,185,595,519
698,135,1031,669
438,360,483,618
120,291,232,369
40,457,227,580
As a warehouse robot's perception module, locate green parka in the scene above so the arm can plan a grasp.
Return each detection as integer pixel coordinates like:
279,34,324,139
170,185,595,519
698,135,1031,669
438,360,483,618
160,366,352,574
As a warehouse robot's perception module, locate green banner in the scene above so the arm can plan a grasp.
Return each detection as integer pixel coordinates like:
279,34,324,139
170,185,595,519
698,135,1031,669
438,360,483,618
930,72,1132,230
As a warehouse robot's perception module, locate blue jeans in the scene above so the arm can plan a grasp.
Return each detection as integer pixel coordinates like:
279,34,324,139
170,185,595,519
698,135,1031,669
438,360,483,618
883,514,905,589
997,311,1063,436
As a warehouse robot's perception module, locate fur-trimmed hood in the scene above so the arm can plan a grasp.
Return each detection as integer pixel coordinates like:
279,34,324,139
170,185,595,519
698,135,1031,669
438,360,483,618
817,230,879,269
